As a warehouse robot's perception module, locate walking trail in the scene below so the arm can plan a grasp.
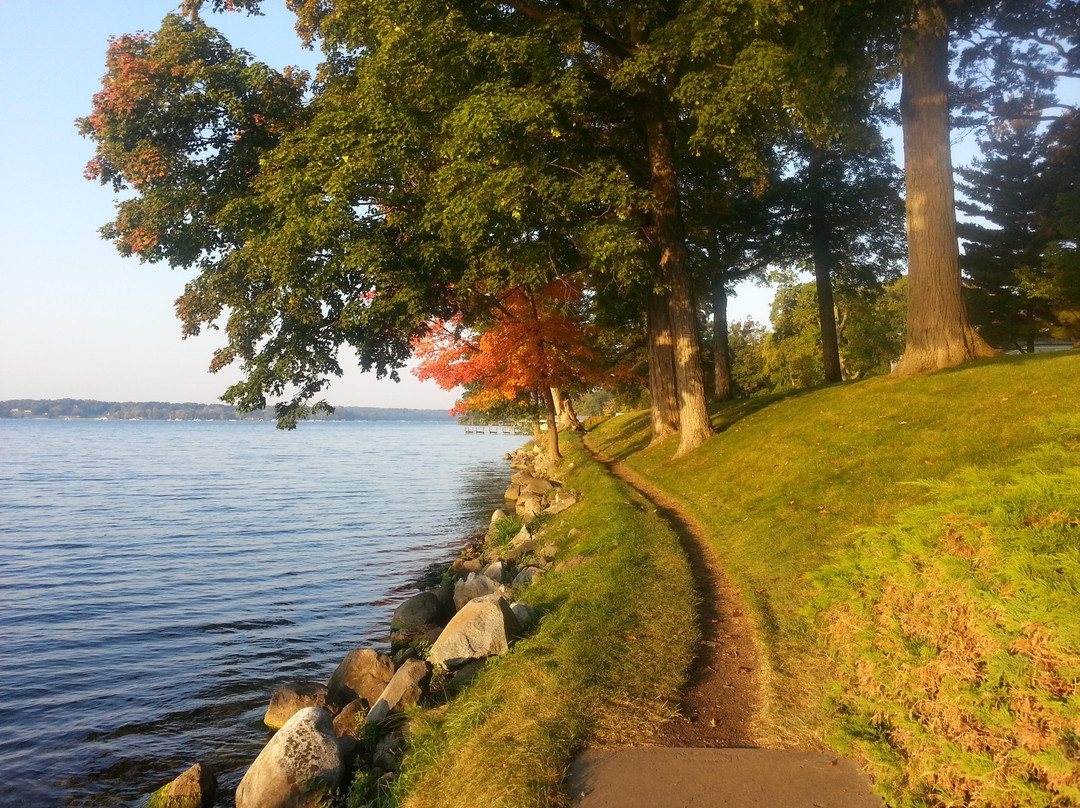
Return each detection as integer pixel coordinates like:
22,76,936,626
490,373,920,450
567,438,884,808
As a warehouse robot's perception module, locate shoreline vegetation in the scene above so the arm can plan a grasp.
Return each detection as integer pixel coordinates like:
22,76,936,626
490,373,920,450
145,350,1080,808
0,399,455,423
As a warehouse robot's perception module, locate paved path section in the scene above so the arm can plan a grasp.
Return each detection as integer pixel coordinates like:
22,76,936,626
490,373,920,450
567,748,886,808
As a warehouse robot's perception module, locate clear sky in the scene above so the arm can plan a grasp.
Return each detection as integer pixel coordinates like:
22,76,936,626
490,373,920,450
0,1,780,409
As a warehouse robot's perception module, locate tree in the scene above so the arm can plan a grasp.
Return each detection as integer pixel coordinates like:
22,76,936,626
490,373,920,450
412,282,599,460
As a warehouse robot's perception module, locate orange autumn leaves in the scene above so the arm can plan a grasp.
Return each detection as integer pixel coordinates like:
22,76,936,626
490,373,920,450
413,283,601,416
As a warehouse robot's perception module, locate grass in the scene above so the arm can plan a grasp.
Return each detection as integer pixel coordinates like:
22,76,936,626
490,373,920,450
588,350,1080,804
374,432,699,808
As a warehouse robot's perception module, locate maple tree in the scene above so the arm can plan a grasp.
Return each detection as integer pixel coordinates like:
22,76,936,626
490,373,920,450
413,282,600,460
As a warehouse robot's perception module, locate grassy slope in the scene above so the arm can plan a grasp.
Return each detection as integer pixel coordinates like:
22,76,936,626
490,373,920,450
589,351,1080,752
388,434,699,808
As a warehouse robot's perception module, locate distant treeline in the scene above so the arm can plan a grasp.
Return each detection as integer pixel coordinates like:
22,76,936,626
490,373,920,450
1,399,455,423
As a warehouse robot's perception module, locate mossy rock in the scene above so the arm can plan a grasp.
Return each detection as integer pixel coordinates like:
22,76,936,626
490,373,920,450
146,763,217,808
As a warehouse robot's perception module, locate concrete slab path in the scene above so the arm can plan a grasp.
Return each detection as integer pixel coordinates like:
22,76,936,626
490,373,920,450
567,748,886,808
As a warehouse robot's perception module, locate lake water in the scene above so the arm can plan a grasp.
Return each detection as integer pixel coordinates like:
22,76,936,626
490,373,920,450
0,419,525,807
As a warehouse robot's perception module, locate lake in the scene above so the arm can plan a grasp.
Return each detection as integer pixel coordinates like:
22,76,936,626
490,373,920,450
0,419,524,806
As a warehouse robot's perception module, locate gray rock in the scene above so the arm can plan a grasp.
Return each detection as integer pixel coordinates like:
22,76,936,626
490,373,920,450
516,492,545,519
372,731,405,771
428,594,521,669
147,763,217,808
367,658,432,724
326,649,395,709
235,708,343,808
264,681,333,730
522,477,555,495
510,602,540,631
331,698,366,738
512,566,544,586
444,658,487,696
453,571,501,610
390,591,443,631
543,492,579,515
389,623,443,649
482,561,505,583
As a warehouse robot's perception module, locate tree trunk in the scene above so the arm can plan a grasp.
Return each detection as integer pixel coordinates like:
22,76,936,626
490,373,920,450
539,385,561,461
808,148,844,384
642,95,713,457
531,393,542,443
893,1,996,376
647,290,680,444
552,388,585,433
711,274,733,401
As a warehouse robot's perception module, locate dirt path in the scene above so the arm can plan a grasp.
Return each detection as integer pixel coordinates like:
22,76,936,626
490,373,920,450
572,439,885,808
584,438,759,748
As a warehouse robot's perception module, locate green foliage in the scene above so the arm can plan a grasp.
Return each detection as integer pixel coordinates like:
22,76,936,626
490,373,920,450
487,513,525,550
815,430,1080,807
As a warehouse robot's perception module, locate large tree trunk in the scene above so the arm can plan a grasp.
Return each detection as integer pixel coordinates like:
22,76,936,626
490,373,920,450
711,274,733,401
551,388,585,433
647,290,680,444
893,1,995,376
642,96,713,457
808,148,844,383
539,386,561,461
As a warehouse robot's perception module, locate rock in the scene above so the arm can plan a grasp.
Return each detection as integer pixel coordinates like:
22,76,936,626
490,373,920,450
332,698,366,738
326,649,395,709
450,557,483,578
510,602,540,631
543,492,579,515
540,543,559,560
337,734,361,767
147,763,217,808
391,591,443,631
504,527,542,561
428,594,521,669
491,509,506,524
512,566,544,586
367,658,432,724
482,561,505,583
453,571,501,610
444,658,487,696
264,681,333,730
390,623,443,649
433,582,455,613
516,492,545,519
567,528,581,540
235,708,343,808
372,731,405,771
522,477,555,495
554,555,589,573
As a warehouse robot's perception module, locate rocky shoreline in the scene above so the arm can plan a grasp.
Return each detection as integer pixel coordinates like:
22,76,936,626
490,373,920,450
146,442,581,808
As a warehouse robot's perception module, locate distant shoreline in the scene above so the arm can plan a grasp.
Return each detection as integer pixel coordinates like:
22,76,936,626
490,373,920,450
1,399,455,423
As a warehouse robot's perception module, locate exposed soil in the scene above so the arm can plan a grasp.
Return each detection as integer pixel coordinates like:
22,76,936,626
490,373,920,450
585,438,760,749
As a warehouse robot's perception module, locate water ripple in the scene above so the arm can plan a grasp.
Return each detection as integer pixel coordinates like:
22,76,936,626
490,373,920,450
0,419,523,807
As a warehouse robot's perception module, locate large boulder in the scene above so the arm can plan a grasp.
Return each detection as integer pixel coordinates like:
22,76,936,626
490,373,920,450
453,572,501,610
235,708,343,808
482,561,506,583
264,681,333,730
512,566,544,586
543,491,579,515
366,658,432,724
389,624,443,649
510,602,540,631
516,492,545,519
326,649,395,709
428,594,521,669
504,530,542,562
450,557,483,579
147,763,217,808
390,591,444,632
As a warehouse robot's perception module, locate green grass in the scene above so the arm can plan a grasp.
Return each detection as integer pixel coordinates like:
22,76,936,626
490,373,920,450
379,433,699,808
588,351,1080,804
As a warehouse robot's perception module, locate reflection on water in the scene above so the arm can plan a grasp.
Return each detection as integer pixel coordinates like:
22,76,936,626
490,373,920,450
0,420,523,807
